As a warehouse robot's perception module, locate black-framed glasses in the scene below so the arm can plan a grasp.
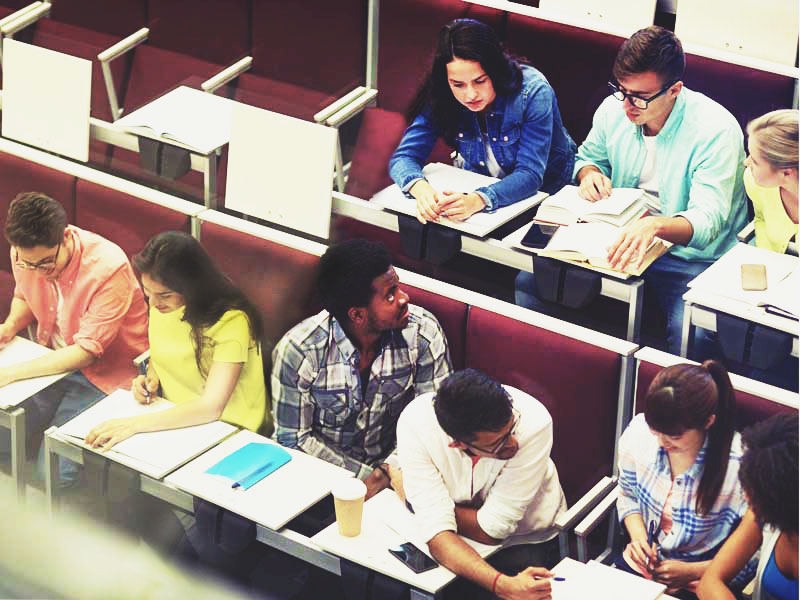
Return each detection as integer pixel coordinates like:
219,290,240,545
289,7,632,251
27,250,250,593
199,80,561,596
461,408,520,456
14,243,61,273
608,80,677,110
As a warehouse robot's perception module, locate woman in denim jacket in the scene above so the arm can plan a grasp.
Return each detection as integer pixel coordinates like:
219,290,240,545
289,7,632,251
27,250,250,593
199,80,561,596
389,19,576,224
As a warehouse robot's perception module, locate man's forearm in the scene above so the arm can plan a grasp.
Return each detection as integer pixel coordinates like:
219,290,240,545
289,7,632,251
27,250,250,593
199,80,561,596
429,531,499,591
576,165,602,182
3,297,35,333
650,215,693,246
11,344,95,381
454,505,503,545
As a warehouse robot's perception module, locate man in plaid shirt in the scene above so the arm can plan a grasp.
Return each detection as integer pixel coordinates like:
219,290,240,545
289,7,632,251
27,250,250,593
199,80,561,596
272,240,452,499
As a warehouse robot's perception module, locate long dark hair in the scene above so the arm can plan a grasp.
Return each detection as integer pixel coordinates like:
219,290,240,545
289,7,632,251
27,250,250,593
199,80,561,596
644,360,737,516
407,19,523,145
133,231,265,378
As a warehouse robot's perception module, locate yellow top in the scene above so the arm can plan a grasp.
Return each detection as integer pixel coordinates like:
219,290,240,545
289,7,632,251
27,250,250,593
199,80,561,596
744,168,798,253
149,306,270,434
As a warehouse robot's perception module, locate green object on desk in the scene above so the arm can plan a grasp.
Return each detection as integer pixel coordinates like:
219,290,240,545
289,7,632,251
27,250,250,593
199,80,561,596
205,442,292,490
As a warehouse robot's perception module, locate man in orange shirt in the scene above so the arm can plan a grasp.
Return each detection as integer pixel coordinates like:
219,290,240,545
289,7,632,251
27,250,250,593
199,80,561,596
0,192,148,486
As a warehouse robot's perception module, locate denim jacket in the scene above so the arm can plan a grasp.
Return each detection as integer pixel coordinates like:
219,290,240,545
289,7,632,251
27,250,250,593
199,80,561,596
389,65,576,211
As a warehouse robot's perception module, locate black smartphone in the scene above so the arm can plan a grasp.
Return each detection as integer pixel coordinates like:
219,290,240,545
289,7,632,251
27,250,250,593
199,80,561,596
388,543,438,574
520,223,558,249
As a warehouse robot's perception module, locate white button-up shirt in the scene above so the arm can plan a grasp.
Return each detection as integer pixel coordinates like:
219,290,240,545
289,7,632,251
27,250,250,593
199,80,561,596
397,386,566,547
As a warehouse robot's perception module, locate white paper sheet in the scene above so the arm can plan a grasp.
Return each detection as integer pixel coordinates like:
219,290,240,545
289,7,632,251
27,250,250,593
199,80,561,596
57,388,237,477
0,337,71,409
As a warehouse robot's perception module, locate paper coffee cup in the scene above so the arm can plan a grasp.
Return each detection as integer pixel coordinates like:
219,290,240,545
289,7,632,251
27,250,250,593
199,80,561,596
332,477,367,537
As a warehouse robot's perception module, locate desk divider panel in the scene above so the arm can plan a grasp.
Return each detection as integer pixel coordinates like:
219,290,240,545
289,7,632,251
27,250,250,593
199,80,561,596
74,179,193,258
634,347,798,430
464,306,625,504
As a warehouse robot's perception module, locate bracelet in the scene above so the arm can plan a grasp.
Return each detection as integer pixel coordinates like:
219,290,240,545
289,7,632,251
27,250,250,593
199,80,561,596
492,572,503,596
376,464,391,480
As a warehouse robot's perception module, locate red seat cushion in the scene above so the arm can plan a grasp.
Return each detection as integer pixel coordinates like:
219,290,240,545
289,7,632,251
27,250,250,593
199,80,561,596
146,0,249,67
0,153,77,271
234,73,340,122
466,307,622,503
74,179,191,258
345,107,453,200
403,284,467,370
49,0,147,38
250,0,364,97
199,222,321,348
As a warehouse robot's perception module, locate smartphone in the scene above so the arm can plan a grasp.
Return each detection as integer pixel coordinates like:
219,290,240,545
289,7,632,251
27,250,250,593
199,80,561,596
388,543,438,574
521,223,558,249
741,263,767,291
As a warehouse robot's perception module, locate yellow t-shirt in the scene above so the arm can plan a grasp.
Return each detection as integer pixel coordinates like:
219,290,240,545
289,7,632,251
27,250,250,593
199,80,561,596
744,168,798,253
149,306,270,434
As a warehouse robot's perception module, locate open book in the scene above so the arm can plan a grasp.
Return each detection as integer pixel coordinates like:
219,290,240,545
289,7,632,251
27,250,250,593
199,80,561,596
538,222,669,276
533,185,651,227
115,86,235,153
57,388,237,479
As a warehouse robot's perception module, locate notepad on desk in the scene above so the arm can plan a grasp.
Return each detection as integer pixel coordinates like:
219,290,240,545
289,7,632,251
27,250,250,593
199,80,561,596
538,222,669,276
371,162,545,237
115,86,235,153
0,336,72,409
533,185,651,227
57,388,237,479
205,442,292,490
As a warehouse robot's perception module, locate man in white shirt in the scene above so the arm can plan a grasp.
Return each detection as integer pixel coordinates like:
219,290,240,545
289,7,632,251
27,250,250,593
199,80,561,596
394,369,566,599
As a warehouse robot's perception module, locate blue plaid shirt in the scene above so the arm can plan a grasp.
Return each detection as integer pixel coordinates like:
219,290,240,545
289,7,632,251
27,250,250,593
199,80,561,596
618,414,757,584
272,305,452,479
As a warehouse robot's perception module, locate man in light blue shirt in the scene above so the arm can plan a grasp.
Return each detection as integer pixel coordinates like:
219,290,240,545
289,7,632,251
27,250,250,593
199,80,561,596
516,26,747,356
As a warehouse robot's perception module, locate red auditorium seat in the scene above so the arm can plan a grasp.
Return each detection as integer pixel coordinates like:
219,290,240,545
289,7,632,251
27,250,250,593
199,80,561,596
465,307,623,504
48,0,147,38
635,357,798,429
403,284,468,371
73,179,191,258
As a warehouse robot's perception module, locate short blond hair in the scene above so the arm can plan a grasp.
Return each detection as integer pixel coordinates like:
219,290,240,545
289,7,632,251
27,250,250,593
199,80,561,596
747,109,799,171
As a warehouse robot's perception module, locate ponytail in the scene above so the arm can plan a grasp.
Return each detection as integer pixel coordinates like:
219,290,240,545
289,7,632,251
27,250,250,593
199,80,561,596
696,360,737,515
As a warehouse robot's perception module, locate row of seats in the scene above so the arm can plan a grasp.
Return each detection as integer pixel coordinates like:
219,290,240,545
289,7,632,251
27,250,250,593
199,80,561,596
0,142,796,514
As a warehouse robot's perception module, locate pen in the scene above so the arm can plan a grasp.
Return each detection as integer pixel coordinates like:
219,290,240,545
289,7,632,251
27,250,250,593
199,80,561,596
139,360,150,403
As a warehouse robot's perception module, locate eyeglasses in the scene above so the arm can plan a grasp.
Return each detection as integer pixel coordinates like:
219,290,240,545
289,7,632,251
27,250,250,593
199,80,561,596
461,408,520,456
14,243,61,273
608,80,677,110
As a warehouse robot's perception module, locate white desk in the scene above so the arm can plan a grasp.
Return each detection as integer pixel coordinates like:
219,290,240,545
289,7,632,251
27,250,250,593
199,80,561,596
312,489,502,599
0,336,72,498
164,429,351,531
44,389,237,509
551,557,678,600
503,221,646,342
681,244,799,358
114,85,238,207
372,163,547,238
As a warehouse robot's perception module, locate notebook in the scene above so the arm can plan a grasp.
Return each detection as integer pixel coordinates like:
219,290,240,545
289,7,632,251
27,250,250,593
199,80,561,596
205,442,292,490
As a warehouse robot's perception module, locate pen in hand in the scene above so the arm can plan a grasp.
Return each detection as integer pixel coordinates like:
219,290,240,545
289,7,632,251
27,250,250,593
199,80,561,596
139,361,151,404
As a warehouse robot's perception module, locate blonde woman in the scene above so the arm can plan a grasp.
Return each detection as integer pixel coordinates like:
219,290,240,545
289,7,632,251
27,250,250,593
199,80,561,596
744,109,798,253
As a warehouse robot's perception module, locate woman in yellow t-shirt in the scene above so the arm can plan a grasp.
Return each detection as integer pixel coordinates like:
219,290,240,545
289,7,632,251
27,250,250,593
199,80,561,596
743,109,798,253
86,231,270,450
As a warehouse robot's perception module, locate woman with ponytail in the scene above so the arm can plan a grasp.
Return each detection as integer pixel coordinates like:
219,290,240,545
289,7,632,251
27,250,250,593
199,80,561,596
615,361,755,599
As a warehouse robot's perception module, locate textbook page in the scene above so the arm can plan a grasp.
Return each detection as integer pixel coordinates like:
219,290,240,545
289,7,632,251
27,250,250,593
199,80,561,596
0,337,71,409
371,162,545,237
378,490,498,560
115,86,235,153
58,388,237,477
534,185,649,226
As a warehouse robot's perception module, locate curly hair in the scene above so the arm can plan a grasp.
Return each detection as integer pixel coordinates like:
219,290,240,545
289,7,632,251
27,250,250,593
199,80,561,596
739,412,798,533
5,192,67,248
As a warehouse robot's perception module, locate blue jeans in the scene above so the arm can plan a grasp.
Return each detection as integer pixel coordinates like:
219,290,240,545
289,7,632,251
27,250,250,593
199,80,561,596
515,254,714,357
0,371,105,487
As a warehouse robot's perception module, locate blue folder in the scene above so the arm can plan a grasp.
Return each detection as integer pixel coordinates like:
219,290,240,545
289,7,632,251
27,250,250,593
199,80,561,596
205,442,292,490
